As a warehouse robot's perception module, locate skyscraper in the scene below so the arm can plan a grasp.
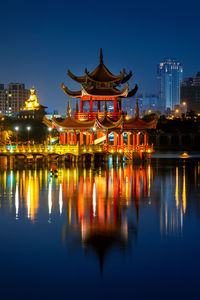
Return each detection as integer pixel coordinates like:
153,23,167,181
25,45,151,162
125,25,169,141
0,83,30,116
157,58,183,111
180,72,200,112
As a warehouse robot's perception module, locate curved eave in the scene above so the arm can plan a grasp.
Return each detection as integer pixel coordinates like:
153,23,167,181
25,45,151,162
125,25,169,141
124,116,158,129
62,83,81,98
127,84,138,98
121,71,133,84
43,116,53,128
85,67,126,84
67,70,86,84
82,82,129,97
52,116,95,130
96,115,123,129
40,104,48,109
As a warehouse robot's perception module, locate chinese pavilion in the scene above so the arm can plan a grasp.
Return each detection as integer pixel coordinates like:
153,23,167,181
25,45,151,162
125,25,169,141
43,49,158,162
62,48,138,121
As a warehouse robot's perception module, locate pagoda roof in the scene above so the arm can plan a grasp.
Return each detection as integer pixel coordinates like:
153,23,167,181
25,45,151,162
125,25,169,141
52,115,95,130
121,71,133,84
96,104,123,129
82,83,129,97
84,64,125,84
67,49,132,84
43,115,52,127
62,82,131,98
62,83,82,98
67,70,86,84
127,84,138,98
123,116,158,130
43,102,95,130
123,102,158,130
53,101,95,130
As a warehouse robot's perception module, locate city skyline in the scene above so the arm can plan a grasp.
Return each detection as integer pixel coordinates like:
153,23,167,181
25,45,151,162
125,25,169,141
157,58,183,110
0,0,200,112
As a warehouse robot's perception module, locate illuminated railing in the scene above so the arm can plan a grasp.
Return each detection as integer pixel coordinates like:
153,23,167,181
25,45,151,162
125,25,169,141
74,111,123,121
104,144,153,153
0,143,153,156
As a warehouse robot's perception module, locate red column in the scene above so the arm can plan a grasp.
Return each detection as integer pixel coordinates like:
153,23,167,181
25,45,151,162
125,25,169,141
80,132,83,145
63,133,66,145
90,99,93,113
80,99,83,113
60,132,63,144
67,132,70,145
114,99,117,113
86,132,89,145
98,101,100,111
106,132,109,145
144,132,147,146
89,133,92,145
137,133,140,146
71,133,74,144
74,132,77,145
133,132,136,148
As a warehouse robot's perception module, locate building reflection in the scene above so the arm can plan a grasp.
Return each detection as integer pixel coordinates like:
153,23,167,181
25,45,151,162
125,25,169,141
0,159,200,258
62,165,143,274
159,165,185,235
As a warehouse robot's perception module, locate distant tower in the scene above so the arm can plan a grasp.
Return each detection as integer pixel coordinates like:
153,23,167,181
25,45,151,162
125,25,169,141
157,58,183,111
181,72,200,112
0,83,30,117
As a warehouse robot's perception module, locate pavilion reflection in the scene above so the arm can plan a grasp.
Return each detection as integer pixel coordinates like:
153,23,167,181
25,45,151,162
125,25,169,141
0,160,199,238
61,165,145,274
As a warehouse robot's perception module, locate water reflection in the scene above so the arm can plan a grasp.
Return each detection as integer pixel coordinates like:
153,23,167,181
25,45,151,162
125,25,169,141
0,159,200,269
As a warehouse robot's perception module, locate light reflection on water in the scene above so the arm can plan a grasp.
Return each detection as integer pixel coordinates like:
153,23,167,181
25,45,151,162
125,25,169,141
0,160,199,236
0,157,200,298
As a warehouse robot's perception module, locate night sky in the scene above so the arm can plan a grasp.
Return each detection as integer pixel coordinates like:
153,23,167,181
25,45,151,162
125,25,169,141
1,0,200,113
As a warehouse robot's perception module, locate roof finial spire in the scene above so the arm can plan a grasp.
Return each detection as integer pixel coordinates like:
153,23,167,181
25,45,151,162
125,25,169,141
135,101,139,118
100,48,103,64
67,100,71,117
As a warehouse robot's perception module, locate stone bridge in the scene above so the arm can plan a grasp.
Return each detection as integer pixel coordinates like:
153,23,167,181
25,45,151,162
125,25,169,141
0,144,153,163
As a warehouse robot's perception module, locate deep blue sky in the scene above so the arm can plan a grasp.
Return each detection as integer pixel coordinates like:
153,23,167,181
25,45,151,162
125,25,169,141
1,0,200,112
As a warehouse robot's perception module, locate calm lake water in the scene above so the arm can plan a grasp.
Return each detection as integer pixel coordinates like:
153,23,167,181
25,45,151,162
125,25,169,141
0,155,200,299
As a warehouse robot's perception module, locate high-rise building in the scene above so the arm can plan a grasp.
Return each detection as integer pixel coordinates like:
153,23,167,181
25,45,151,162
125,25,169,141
180,72,200,112
0,83,30,117
157,58,183,111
